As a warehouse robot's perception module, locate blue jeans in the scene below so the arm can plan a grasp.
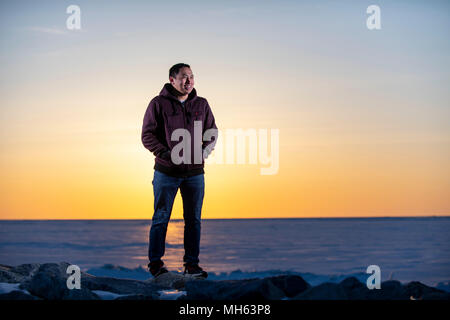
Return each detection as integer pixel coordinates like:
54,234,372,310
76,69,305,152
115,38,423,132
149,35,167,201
148,170,205,265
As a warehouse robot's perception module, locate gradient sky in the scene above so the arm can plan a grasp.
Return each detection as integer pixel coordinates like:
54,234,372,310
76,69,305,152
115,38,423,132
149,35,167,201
0,0,449,219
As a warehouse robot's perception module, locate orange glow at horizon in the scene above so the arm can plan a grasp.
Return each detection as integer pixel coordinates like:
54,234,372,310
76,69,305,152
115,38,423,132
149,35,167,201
1,127,448,219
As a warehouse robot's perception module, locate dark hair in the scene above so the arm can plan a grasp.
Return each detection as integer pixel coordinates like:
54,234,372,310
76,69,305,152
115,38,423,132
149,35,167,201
169,63,190,78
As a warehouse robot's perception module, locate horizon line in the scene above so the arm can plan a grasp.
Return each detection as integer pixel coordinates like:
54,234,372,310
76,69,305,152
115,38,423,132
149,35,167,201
1,215,449,221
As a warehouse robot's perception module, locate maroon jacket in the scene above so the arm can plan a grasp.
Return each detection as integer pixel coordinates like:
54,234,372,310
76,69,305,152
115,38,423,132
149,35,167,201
141,83,218,178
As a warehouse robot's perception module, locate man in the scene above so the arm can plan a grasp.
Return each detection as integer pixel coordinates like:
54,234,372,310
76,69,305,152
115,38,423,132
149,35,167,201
141,63,218,278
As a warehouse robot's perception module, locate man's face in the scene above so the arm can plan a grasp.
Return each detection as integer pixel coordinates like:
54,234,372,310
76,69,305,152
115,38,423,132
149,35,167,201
170,67,194,96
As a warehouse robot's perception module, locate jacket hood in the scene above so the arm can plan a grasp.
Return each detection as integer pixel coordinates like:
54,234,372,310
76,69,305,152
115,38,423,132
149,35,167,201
159,83,198,102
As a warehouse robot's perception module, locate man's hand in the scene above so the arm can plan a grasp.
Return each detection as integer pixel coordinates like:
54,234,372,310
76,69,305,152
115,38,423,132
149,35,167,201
160,150,171,161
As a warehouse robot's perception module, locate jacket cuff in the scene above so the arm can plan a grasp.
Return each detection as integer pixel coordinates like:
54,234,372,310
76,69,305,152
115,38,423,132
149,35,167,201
159,150,171,161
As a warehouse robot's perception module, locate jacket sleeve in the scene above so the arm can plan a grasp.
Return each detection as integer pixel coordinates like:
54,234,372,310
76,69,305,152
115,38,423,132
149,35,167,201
141,98,169,157
202,100,218,158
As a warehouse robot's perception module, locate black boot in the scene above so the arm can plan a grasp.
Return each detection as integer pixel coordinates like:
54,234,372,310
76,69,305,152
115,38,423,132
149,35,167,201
183,263,208,278
148,260,169,277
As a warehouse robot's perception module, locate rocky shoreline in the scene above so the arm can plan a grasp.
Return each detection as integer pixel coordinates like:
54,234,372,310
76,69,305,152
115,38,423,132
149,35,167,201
0,262,448,300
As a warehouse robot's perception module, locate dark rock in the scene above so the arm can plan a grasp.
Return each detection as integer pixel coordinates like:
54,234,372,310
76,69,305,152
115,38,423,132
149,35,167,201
0,263,40,283
4,262,449,301
151,271,201,290
365,280,408,300
182,277,285,300
81,273,168,296
20,262,99,300
339,277,408,300
339,277,365,290
269,275,310,298
115,293,159,300
403,281,450,300
294,277,450,300
0,290,39,300
293,282,348,300
339,277,371,300
1,262,168,300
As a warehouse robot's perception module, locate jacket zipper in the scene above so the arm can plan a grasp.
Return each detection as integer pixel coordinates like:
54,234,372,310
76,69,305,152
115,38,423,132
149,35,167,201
181,100,187,174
